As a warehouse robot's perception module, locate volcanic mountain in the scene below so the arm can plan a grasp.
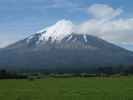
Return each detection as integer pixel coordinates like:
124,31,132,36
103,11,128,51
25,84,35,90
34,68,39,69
0,20,133,73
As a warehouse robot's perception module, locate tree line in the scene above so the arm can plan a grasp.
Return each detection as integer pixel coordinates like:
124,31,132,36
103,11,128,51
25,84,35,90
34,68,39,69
0,65,133,79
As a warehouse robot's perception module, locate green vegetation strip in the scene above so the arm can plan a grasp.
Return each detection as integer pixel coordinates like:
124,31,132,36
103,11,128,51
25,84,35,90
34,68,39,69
0,77,133,100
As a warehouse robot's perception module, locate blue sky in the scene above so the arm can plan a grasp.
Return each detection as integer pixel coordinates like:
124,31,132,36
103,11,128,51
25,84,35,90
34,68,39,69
0,0,133,51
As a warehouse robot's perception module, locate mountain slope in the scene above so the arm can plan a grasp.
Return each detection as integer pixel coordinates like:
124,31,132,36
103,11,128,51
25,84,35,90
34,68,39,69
0,20,133,73
0,31,133,73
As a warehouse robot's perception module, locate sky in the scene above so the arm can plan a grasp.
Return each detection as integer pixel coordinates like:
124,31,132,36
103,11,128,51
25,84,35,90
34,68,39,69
0,0,133,51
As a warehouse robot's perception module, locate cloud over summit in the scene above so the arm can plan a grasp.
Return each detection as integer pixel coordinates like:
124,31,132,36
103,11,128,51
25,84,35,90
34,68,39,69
44,4,133,44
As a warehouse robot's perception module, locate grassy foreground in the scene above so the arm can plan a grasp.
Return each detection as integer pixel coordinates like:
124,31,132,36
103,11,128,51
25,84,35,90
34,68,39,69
0,77,133,100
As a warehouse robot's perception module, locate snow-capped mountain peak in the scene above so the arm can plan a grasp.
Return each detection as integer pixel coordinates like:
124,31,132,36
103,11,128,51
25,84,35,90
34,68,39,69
26,19,96,45
37,20,75,42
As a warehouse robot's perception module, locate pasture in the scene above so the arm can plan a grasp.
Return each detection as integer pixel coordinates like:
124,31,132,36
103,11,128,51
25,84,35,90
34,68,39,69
0,77,133,100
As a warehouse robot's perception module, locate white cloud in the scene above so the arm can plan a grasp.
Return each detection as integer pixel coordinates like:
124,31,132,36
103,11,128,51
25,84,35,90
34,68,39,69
87,4,123,20
39,4,133,45
41,19,75,41
77,18,133,43
46,0,78,9
42,18,133,43
43,5,133,44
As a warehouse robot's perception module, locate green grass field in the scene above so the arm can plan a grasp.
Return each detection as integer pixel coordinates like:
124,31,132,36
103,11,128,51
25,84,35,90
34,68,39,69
0,77,133,100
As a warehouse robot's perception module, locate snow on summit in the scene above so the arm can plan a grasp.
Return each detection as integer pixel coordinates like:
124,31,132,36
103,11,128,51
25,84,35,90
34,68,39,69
38,20,75,42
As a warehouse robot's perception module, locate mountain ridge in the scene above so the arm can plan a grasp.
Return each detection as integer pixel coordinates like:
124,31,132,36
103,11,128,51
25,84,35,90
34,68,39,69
0,30,133,73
